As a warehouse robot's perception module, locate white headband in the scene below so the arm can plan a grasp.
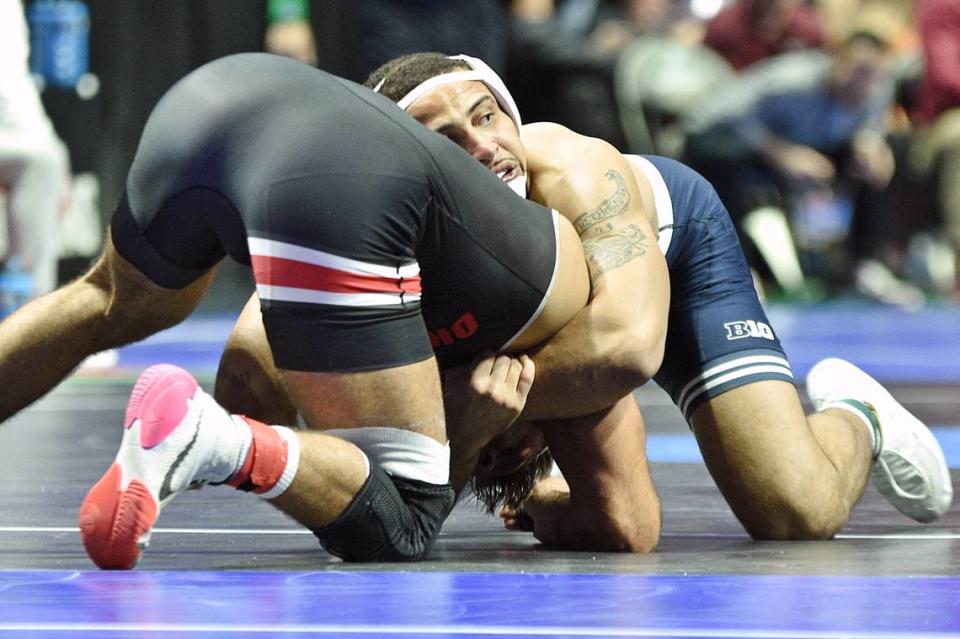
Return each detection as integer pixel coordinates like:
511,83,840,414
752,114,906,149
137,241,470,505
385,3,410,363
375,54,526,197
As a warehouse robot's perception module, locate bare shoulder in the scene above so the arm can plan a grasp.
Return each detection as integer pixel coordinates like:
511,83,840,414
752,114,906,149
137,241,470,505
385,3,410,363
522,122,631,215
522,122,595,169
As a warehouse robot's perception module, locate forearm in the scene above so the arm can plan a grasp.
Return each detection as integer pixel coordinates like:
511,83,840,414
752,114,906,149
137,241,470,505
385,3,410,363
521,295,656,420
521,397,662,551
522,226,669,421
443,354,536,495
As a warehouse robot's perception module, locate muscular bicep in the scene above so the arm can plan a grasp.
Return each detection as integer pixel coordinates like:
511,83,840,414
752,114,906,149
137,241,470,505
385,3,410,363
516,129,670,419
532,138,660,289
581,207,653,288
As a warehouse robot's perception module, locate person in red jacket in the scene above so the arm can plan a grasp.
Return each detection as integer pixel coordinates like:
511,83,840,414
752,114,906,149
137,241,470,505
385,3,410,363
704,0,826,71
910,0,960,294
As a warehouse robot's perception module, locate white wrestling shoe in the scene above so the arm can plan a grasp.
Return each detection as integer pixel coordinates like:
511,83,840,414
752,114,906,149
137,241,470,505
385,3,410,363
806,358,953,523
79,364,247,569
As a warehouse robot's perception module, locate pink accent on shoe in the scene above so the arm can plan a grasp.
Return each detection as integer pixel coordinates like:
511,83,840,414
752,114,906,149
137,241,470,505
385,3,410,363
78,463,158,570
124,364,199,449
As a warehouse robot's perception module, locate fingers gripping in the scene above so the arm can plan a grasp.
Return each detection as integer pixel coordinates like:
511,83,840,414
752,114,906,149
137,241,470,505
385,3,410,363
471,353,535,413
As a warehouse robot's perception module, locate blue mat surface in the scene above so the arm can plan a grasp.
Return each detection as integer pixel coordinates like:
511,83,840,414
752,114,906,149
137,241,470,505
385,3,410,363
1,571,958,638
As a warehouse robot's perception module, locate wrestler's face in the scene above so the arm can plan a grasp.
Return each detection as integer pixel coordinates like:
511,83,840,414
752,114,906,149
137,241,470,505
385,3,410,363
406,81,526,187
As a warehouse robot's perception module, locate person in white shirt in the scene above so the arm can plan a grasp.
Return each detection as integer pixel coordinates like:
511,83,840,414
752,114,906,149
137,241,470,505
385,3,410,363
0,0,70,297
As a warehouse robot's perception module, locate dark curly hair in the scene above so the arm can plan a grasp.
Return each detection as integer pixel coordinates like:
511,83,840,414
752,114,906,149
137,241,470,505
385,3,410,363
363,52,471,102
469,448,555,515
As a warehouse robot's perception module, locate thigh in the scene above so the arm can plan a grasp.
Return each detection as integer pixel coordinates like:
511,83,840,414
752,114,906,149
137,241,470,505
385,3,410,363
282,357,446,443
690,379,837,536
84,231,218,342
691,379,813,497
214,292,297,425
654,206,794,420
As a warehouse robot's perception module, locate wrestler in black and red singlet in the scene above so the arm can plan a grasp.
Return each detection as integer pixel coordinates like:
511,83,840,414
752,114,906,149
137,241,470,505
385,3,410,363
110,53,560,373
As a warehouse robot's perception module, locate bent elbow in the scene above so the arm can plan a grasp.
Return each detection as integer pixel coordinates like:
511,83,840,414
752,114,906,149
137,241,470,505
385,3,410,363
599,517,661,553
612,527,660,553
580,507,661,553
615,331,666,387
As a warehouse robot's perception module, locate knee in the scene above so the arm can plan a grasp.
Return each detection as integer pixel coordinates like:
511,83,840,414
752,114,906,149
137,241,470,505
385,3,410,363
740,495,845,541
314,467,454,562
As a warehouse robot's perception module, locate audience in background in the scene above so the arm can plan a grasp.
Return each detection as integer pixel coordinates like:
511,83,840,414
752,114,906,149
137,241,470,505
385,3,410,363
14,0,959,307
505,0,632,145
703,0,826,71
505,0,701,152
907,0,960,296
350,0,509,80
682,32,924,306
264,0,318,66
0,0,70,302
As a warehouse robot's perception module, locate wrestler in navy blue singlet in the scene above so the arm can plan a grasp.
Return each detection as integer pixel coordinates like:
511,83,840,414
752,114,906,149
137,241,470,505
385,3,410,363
628,155,794,420
110,53,559,374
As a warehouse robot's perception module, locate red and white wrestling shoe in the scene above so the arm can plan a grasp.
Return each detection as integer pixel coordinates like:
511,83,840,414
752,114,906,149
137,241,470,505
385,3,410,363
79,364,247,569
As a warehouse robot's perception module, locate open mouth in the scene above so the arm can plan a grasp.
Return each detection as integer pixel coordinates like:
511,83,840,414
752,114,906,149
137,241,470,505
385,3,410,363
495,163,519,183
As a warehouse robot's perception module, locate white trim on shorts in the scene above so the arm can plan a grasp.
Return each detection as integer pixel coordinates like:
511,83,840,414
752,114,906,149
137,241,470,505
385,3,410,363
678,352,794,419
625,155,674,256
498,209,562,353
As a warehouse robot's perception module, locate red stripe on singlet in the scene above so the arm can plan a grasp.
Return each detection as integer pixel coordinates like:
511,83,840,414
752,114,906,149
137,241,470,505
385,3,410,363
250,255,422,294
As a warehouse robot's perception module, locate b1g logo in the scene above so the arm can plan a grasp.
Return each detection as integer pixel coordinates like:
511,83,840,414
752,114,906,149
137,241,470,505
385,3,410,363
724,320,775,341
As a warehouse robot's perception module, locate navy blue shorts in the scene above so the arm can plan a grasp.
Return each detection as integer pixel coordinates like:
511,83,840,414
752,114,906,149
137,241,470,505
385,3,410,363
627,156,795,420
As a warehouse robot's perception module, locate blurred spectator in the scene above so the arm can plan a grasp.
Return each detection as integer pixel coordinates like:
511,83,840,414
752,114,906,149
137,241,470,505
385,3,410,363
908,0,960,294
264,0,318,66
614,35,735,156
703,0,826,71
820,0,915,51
0,0,70,299
506,0,703,148
506,0,630,145
683,33,925,306
350,0,508,81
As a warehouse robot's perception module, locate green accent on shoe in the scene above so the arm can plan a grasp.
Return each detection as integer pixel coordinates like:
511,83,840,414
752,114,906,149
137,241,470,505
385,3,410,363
839,399,882,459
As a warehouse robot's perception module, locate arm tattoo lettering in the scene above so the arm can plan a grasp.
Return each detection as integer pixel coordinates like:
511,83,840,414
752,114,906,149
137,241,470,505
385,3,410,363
582,225,648,285
572,170,629,235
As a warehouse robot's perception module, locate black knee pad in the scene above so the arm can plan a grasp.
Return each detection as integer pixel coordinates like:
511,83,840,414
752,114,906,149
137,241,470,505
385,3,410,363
313,465,455,562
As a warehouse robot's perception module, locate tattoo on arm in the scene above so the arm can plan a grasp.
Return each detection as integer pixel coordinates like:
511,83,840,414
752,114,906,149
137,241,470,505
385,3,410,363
582,225,648,285
572,170,629,235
